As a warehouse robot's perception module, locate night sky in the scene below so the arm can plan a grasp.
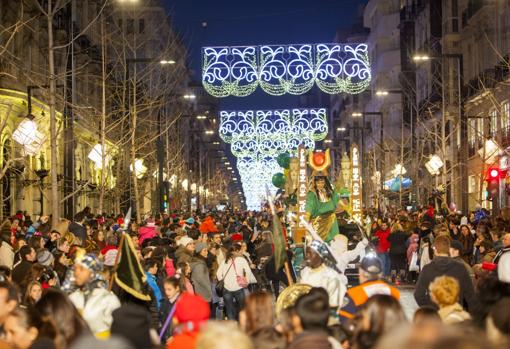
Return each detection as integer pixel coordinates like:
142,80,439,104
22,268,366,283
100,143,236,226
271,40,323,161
163,0,367,110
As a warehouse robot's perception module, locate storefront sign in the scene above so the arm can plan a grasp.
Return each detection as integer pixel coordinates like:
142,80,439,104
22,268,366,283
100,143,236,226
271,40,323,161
351,144,362,222
297,146,308,228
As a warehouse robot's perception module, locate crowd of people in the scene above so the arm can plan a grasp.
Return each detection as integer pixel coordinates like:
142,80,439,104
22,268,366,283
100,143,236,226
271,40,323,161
0,203,508,349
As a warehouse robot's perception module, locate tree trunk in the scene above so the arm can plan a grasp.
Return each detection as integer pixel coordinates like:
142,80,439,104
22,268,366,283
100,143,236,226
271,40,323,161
99,14,106,214
48,0,59,227
131,67,141,223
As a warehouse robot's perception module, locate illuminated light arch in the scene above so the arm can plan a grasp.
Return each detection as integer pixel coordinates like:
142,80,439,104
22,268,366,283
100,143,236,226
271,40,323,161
221,108,328,210
219,108,328,159
202,43,371,97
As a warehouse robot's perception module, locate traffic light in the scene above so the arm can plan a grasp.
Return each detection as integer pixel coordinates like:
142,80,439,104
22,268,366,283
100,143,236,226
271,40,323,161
486,167,504,201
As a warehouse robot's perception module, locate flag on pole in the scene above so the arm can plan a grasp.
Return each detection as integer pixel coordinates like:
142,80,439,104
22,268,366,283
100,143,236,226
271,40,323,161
266,186,287,272
113,232,151,301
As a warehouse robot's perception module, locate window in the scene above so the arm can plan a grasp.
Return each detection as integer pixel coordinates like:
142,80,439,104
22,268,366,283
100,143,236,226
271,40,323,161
490,109,498,136
452,0,459,32
139,19,145,33
468,175,476,194
502,102,510,133
468,118,476,145
127,19,134,34
118,19,123,30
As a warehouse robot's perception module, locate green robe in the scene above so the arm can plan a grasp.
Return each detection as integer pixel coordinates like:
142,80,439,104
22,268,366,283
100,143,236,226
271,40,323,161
305,190,340,242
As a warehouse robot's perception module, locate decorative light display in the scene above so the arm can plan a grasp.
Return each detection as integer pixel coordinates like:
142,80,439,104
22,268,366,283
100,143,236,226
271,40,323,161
88,144,112,170
12,119,46,156
219,108,328,159
221,108,328,210
129,159,147,179
202,43,371,97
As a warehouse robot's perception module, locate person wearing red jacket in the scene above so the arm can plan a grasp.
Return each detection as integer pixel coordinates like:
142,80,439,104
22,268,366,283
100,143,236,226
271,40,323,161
374,221,391,278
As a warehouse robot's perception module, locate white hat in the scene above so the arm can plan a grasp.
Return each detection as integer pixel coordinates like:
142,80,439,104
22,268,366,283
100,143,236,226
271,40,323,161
498,253,510,283
177,236,194,247
460,216,468,226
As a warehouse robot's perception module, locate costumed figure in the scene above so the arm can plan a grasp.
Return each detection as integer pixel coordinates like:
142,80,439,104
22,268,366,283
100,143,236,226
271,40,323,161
329,234,368,286
299,240,345,309
304,149,341,242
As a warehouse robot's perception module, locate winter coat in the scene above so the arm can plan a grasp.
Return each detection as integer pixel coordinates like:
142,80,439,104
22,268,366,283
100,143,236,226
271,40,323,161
145,272,163,309
139,226,157,246
414,256,479,314
12,259,33,286
0,241,14,269
190,256,212,302
69,286,121,338
175,246,193,265
388,231,408,255
216,256,257,292
375,228,391,253
438,303,471,324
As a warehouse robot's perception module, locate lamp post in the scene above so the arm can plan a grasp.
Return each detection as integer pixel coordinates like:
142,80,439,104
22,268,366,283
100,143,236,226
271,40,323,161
124,57,175,219
412,53,465,211
35,155,49,216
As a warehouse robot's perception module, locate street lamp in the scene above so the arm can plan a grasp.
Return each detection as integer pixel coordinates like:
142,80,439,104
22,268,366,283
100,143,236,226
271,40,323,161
205,130,214,135
412,54,431,62
196,115,207,120
337,127,347,132
159,59,176,65
324,139,332,144
183,94,196,100
129,158,147,179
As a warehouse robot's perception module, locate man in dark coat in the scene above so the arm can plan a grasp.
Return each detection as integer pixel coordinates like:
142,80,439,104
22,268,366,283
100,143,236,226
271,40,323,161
11,246,36,286
414,235,479,314
68,212,87,245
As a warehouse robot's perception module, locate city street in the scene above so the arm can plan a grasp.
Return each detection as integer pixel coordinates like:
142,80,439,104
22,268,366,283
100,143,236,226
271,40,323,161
0,1,509,349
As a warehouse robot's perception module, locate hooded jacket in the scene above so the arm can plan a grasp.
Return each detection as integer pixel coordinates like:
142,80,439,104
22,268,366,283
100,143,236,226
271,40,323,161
414,256,479,314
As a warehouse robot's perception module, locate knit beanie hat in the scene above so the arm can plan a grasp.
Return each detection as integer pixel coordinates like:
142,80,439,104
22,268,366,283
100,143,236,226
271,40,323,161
177,236,194,247
195,242,208,254
76,253,103,274
37,249,54,266
110,304,151,349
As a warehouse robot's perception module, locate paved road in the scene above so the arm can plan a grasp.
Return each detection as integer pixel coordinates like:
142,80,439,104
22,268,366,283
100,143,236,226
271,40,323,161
399,285,418,319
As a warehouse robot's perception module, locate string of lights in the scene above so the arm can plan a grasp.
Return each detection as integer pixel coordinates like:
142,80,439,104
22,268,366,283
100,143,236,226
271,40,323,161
220,108,328,209
202,43,370,97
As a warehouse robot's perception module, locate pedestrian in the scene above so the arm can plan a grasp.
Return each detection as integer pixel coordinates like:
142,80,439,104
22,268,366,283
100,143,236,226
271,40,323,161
339,256,400,324
190,242,212,304
387,222,408,283
196,321,254,349
239,291,275,336
35,288,90,348
493,232,510,264
216,243,257,320
160,277,182,343
3,307,57,349
0,222,15,270
23,280,42,307
0,281,19,337
414,235,479,313
11,246,36,286
68,212,87,245
350,295,407,349
67,253,121,339
374,221,391,278
144,258,163,310
166,292,210,349
458,224,475,264
429,275,471,325
175,236,195,265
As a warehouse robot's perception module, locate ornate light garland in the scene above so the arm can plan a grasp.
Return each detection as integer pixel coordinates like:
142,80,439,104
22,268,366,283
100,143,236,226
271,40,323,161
202,43,371,97
221,108,328,210
219,108,328,159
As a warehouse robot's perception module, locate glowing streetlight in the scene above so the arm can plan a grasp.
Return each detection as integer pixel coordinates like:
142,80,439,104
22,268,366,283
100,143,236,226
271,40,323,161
12,119,46,156
159,59,176,65
425,154,444,176
129,159,147,179
412,55,431,62
205,130,214,135
352,112,363,117
324,139,332,144
196,115,207,120
212,141,220,145
183,94,196,100
87,144,111,169
337,127,346,132
375,90,389,96
181,179,189,190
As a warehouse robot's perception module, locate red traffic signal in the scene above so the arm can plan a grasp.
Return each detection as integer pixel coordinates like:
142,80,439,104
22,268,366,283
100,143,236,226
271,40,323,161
486,167,506,180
